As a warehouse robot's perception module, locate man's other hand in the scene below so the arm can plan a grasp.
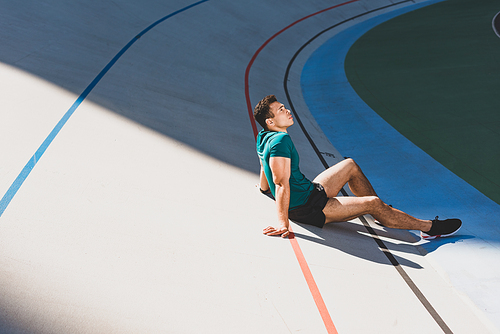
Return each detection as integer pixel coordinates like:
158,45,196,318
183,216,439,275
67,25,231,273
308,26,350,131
263,225,289,238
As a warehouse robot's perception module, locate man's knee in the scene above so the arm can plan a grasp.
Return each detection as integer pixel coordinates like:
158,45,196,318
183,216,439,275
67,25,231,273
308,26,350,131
342,157,355,166
343,158,360,173
365,196,384,209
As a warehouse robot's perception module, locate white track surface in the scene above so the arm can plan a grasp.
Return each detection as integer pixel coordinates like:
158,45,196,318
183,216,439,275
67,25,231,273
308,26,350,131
0,0,498,333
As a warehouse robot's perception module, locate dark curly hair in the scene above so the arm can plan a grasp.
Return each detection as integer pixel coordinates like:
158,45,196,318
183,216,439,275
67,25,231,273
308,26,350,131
253,95,277,130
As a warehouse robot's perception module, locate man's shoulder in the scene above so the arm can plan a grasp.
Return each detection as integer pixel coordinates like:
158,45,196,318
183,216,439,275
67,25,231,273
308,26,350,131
257,131,293,156
261,131,290,142
272,132,293,147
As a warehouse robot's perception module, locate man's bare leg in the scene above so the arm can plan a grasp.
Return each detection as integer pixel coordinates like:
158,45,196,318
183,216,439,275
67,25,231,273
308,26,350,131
314,159,432,231
313,158,377,198
322,196,432,231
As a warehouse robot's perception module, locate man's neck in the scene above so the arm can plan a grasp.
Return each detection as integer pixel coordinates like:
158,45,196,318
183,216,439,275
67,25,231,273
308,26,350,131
267,126,288,133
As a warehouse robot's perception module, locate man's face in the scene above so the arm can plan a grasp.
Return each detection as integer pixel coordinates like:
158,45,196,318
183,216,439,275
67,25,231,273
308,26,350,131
268,101,293,130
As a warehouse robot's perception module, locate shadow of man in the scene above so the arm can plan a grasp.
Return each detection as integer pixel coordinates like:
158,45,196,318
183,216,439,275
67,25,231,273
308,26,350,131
290,219,472,269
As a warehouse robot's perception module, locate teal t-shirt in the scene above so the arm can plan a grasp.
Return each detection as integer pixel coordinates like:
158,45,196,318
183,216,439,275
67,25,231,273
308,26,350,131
256,130,314,209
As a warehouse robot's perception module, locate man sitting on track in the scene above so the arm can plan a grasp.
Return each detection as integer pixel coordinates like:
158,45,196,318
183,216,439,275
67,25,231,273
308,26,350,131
254,94,462,239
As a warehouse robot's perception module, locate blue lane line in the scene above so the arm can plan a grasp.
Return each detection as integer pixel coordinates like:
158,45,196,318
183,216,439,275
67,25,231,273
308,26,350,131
0,0,209,217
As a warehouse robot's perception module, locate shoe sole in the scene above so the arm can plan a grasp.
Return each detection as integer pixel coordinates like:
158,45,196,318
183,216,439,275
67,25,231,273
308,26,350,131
421,225,461,240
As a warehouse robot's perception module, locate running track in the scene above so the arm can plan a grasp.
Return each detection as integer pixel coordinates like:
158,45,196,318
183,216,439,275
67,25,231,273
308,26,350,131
0,0,497,332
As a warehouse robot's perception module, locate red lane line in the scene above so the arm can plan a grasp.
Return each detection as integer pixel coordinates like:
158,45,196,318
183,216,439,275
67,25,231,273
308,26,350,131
245,2,359,333
244,0,359,140
288,227,338,334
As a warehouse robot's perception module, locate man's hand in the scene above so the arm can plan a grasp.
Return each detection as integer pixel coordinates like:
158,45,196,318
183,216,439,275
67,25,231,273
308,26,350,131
255,184,271,195
263,225,289,238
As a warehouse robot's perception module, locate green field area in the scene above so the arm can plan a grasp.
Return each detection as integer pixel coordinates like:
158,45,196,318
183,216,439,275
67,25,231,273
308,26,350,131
345,0,500,204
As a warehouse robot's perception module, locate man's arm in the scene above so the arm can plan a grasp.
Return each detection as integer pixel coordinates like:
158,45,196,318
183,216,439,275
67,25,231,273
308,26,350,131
259,161,270,193
263,156,291,238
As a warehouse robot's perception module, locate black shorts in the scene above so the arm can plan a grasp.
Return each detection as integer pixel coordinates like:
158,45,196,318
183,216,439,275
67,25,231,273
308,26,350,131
288,183,328,228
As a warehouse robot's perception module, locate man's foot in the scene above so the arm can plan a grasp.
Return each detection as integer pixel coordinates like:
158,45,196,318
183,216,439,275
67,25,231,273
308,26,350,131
421,216,462,240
